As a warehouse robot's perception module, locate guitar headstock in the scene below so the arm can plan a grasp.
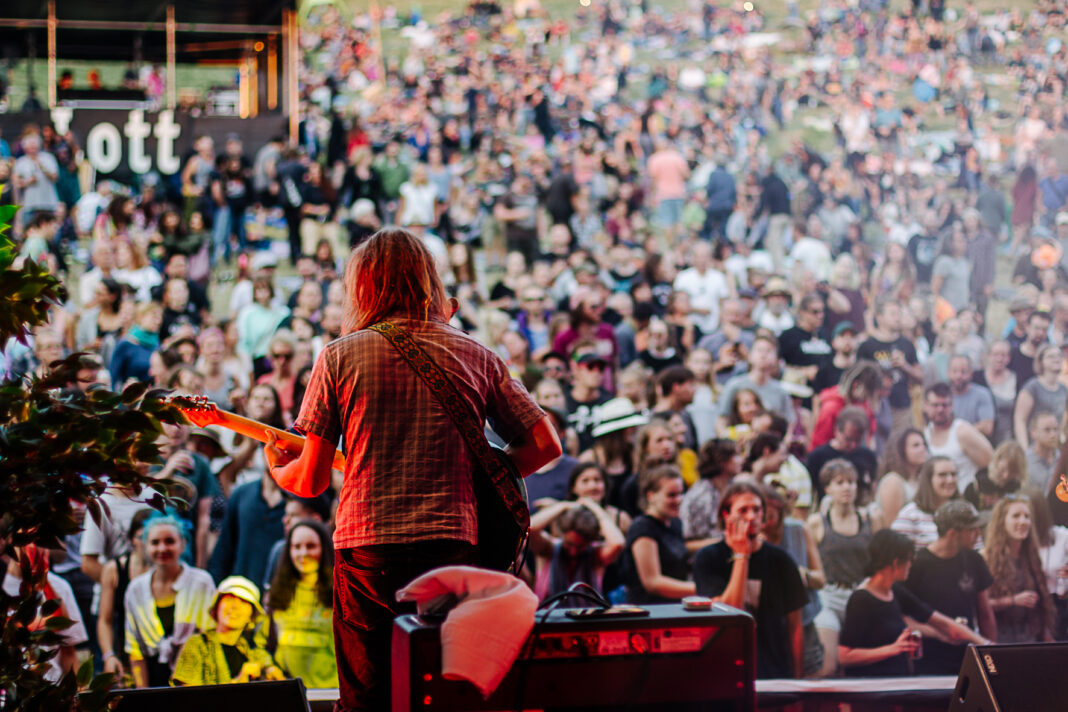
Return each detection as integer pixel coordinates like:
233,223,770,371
167,394,222,428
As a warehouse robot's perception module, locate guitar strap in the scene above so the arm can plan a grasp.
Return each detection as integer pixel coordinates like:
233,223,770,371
367,321,530,530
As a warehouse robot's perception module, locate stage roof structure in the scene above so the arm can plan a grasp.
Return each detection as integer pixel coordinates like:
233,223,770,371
0,1,300,132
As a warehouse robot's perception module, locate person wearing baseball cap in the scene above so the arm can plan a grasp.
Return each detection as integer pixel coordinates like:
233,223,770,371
171,575,284,686
566,350,613,452
900,500,994,674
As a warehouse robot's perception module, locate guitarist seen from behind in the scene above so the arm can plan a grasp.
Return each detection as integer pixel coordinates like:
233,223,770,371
263,228,561,712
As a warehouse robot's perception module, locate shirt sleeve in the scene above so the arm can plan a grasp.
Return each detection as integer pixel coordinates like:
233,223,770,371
893,582,934,624
293,346,341,445
975,387,995,422
50,574,88,646
839,590,870,648
483,354,546,445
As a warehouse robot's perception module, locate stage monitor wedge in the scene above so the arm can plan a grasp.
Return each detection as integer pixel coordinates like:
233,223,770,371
949,642,1068,712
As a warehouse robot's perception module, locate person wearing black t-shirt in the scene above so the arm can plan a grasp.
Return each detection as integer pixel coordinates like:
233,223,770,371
840,529,986,677
779,293,833,385
903,501,995,674
564,353,614,452
694,481,806,679
1008,309,1051,392
622,465,695,604
812,322,858,396
856,300,922,432
805,407,879,504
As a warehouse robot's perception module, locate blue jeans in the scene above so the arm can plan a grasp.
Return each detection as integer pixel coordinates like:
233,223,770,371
212,204,232,265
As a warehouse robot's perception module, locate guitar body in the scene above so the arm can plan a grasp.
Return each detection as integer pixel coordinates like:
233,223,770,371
475,446,530,574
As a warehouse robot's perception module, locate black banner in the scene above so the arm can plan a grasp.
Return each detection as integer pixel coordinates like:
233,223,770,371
0,109,286,182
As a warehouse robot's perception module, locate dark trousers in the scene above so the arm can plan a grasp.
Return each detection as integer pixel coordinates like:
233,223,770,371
333,540,476,711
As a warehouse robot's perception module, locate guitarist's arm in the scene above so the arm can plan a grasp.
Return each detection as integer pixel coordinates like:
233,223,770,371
264,430,334,498
505,415,562,478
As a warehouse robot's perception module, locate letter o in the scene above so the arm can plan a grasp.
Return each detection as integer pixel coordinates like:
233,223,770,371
86,123,122,174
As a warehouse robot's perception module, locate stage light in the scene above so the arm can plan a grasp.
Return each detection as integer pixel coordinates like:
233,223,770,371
743,2,754,11
579,0,591,6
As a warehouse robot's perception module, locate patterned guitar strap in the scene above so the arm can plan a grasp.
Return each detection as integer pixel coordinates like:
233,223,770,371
367,321,530,530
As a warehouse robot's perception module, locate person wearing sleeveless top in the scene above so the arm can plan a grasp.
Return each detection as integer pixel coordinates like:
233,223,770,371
97,509,154,681
807,459,882,678
875,428,929,526
923,382,992,493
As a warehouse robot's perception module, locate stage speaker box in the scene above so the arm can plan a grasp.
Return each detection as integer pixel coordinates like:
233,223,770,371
109,678,310,712
392,602,755,712
949,642,1068,712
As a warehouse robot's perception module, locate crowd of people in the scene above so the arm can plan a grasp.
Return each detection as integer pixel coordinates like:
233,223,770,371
3,0,1068,693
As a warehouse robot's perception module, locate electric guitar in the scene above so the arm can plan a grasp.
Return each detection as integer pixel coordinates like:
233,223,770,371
169,395,347,472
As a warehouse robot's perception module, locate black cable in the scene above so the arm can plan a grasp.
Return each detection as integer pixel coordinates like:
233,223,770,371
509,583,611,711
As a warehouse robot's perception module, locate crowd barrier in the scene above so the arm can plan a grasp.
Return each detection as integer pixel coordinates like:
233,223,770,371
304,676,959,711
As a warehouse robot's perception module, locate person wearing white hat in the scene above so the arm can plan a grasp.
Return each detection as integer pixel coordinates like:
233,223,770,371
171,575,283,686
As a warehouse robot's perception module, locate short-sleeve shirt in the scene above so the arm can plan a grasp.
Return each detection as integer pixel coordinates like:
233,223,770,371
840,584,933,677
857,336,918,409
295,317,545,550
622,515,690,604
1019,378,1068,427
952,384,996,426
694,541,808,679
932,255,972,311
13,152,60,213
904,548,993,674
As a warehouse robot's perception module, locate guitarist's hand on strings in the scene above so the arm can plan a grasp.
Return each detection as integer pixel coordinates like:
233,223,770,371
264,431,295,476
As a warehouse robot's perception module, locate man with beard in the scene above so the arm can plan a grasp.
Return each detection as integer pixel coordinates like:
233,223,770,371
947,354,995,438
923,382,993,494
694,481,807,679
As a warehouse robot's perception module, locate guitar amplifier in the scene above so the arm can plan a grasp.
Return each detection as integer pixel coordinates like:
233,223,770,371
392,603,755,711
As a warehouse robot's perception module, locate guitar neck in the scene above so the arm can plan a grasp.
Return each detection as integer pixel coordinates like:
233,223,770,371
212,410,346,472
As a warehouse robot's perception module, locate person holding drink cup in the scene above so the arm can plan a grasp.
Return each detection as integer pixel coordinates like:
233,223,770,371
839,529,988,677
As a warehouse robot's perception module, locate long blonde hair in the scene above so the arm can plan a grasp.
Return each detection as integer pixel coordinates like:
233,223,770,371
342,228,449,334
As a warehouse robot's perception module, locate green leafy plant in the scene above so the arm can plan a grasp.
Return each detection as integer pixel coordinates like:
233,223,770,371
0,197,183,710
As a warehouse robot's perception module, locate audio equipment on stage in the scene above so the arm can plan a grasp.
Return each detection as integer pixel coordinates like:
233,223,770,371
109,678,310,712
392,602,755,712
949,642,1068,712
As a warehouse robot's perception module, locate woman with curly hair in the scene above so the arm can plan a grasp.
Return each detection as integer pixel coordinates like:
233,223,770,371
266,519,337,688
982,495,1056,643
875,428,929,525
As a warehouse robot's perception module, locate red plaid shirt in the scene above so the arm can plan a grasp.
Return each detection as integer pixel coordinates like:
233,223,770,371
295,317,545,549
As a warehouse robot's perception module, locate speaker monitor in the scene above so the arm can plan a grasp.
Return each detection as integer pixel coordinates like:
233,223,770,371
392,603,756,712
949,642,1068,712
109,679,310,712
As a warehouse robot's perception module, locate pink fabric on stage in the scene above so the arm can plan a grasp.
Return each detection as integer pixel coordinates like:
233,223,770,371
396,565,538,698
